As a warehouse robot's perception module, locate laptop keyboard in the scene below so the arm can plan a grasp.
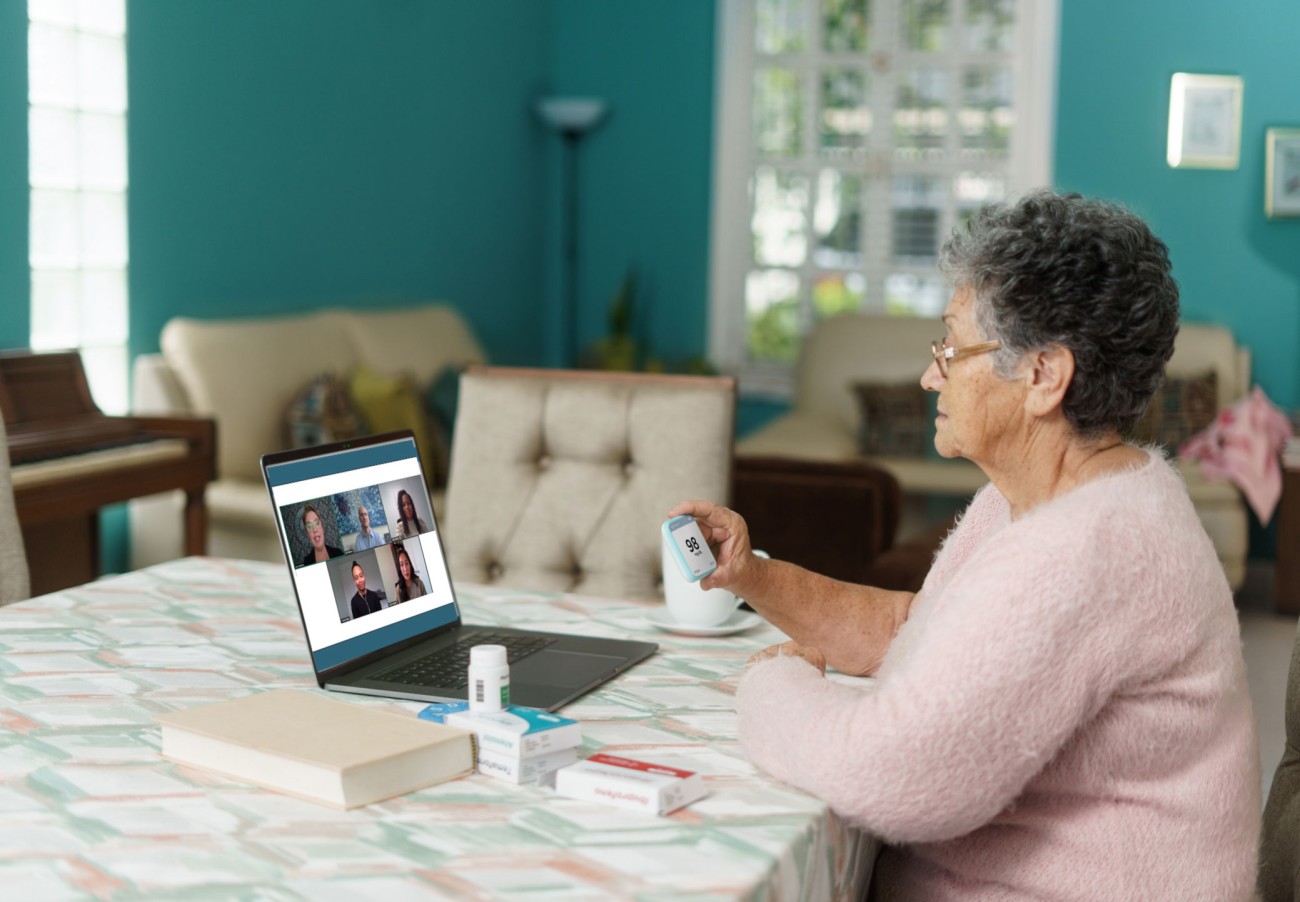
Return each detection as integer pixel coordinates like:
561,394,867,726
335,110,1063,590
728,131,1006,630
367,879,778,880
375,632,557,689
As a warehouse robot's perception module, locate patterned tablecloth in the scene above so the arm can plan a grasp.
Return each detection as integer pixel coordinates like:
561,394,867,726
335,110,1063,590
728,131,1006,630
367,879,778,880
0,557,875,901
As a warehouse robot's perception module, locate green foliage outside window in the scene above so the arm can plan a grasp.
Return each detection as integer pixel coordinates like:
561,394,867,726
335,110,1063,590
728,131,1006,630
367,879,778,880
812,277,863,318
747,297,800,363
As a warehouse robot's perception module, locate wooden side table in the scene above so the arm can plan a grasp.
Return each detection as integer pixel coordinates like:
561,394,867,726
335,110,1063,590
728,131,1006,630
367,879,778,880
1277,465,1300,614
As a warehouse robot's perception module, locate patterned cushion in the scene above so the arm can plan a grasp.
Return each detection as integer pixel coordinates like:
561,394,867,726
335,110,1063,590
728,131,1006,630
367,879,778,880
423,364,465,458
284,373,365,450
1129,371,1218,450
348,365,448,487
851,381,931,457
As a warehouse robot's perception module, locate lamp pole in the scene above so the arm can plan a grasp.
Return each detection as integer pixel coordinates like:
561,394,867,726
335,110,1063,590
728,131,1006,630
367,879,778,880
560,127,581,368
536,98,609,368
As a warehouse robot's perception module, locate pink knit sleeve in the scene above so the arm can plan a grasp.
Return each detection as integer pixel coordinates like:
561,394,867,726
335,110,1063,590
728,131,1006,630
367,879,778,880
736,518,1129,843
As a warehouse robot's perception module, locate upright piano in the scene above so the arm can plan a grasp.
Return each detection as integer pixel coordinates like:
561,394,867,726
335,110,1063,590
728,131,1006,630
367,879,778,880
0,350,216,596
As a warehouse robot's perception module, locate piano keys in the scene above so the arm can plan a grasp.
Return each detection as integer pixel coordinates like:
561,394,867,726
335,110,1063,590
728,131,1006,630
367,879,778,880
0,349,216,596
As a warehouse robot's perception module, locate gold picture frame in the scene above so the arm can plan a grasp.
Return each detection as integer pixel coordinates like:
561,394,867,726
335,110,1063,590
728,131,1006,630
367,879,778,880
1266,128,1300,218
1167,73,1243,170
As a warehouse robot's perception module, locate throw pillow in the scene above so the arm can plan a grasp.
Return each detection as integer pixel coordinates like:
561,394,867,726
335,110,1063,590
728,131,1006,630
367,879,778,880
851,381,931,457
1128,370,1218,450
284,373,365,449
348,364,449,487
423,363,467,457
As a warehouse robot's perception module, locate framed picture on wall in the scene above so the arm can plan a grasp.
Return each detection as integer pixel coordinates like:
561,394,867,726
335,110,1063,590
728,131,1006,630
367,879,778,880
1266,128,1300,218
1166,73,1243,169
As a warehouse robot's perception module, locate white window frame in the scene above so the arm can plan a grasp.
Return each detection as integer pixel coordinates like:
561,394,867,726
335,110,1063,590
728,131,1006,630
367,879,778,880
708,0,1058,397
28,0,130,414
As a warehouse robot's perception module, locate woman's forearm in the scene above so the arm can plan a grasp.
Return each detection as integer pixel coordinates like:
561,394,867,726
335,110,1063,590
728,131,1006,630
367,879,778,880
734,557,914,676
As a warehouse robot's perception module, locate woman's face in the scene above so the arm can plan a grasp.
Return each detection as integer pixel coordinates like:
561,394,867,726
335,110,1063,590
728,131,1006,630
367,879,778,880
399,553,413,580
921,285,1023,467
303,510,326,549
401,493,415,520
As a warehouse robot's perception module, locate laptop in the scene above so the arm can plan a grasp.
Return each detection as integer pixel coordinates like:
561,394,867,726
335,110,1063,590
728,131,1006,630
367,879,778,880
261,430,658,712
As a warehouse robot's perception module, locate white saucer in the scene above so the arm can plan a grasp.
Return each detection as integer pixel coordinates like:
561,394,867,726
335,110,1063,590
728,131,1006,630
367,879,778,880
643,608,763,637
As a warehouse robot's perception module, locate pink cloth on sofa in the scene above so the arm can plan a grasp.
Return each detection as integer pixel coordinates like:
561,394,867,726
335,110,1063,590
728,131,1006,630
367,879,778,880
736,450,1260,901
1179,386,1293,524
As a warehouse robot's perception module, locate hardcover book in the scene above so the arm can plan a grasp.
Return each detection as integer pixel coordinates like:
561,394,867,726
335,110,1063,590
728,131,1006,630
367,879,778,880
158,689,475,809
418,702,582,759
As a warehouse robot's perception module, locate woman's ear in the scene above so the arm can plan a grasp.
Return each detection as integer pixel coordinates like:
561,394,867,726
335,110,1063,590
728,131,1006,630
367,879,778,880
1024,345,1074,418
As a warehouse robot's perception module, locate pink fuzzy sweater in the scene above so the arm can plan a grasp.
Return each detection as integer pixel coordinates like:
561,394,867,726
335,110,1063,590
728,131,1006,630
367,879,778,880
737,450,1260,900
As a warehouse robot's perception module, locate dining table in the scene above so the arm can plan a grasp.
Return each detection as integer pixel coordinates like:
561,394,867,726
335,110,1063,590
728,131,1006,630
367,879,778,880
0,556,877,900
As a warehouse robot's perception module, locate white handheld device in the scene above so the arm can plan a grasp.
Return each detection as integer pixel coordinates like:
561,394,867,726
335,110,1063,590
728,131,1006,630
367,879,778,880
662,515,718,582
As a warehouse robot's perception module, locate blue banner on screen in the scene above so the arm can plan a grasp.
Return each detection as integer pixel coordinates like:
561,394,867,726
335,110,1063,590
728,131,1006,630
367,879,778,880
264,438,418,487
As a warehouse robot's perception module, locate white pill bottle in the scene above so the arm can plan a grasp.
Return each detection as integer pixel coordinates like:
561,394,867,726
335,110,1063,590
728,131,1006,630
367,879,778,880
468,644,510,713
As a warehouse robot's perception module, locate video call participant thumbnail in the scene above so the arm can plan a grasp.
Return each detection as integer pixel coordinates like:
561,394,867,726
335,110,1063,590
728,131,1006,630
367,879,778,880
300,503,343,567
352,503,385,551
348,560,387,620
391,488,430,539
393,544,427,602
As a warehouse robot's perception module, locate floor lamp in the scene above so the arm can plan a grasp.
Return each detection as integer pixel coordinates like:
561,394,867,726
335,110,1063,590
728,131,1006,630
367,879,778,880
536,97,609,368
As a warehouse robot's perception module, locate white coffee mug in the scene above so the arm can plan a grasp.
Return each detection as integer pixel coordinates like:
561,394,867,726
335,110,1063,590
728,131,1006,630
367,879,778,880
662,542,768,627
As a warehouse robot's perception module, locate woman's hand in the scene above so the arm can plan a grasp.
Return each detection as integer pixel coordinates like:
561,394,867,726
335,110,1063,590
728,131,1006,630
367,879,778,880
747,641,827,674
665,499,761,594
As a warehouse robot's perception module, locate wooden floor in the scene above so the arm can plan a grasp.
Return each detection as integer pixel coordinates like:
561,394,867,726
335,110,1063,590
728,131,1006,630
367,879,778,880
1238,560,1295,803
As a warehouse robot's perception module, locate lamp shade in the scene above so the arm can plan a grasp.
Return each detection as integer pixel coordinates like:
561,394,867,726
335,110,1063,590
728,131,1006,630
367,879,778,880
536,97,609,134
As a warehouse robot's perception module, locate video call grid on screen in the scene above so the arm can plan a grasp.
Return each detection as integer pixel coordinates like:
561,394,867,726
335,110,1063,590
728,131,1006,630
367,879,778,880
266,439,455,655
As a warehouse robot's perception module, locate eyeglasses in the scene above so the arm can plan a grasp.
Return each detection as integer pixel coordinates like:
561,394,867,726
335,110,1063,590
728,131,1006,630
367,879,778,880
930,338,1001,378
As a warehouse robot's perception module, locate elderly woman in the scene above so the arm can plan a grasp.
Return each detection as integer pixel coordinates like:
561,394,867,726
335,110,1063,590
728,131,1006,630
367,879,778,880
671,192,1259,900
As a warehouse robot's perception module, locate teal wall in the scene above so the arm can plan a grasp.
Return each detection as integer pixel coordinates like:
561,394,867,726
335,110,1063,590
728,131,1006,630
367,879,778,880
0,2,29,347
6,2,1296,403
549,0,716,370
1056,0,1300,412
127,0,553,365
1056,0,1300,555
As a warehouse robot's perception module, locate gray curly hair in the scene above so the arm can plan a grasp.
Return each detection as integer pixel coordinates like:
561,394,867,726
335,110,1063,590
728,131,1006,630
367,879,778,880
940,190,1180,439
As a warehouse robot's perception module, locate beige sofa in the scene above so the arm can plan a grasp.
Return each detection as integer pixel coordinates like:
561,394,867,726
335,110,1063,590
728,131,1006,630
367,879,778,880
737,313,1252,589
130,304,486,568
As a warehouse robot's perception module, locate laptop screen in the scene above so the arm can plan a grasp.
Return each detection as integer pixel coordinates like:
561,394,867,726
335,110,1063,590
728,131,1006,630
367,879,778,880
264,435,459,673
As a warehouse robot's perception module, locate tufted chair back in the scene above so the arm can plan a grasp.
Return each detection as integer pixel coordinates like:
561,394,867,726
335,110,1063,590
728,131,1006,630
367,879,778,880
444,367,736,601
0,415,30,606
1260,619,1300,901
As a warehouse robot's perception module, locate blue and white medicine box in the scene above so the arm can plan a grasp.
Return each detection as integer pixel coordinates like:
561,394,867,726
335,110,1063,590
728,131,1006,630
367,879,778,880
419,702,582,759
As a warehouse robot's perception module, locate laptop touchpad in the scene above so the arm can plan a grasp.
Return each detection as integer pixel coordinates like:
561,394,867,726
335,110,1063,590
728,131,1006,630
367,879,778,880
513,650,621,688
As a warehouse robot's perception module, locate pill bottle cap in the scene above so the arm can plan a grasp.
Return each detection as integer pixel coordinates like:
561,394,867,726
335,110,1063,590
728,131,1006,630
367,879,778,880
470,644,508,667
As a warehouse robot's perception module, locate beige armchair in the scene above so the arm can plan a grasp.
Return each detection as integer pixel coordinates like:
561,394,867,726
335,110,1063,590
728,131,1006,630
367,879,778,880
0,416,30,606
738,313,1253,588
443,367,736,601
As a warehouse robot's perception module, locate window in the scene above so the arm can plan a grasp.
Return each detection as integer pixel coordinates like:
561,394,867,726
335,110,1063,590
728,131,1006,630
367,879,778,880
28,0,129,414
709,0,1056,395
